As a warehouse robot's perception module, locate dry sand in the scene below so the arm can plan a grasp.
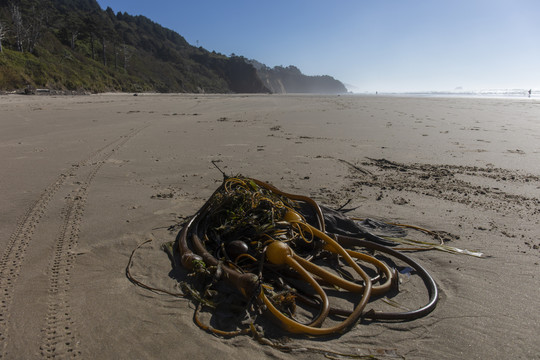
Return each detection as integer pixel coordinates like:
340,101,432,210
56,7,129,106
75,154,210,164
1,93,539,359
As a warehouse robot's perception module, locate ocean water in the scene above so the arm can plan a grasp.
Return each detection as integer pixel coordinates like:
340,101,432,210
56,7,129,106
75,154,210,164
380,89,537,99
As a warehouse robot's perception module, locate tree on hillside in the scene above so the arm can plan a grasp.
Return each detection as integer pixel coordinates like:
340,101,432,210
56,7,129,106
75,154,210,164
97,9,115,66
26,3,44,53
122,42,132,72
7,1,45,53
9,2,23,51
0,19,7,52
84,11,100,60
62,13,83,50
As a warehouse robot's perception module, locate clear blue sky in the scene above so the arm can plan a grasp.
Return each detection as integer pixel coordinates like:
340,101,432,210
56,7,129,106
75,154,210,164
96,0,540,93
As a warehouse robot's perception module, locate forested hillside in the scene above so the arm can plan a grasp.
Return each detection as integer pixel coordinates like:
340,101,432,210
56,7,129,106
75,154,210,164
0,0,269,93
0,0,346,94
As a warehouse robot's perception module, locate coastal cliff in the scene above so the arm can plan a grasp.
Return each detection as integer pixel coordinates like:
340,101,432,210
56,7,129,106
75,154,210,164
0,0,345,94
250,61,347,94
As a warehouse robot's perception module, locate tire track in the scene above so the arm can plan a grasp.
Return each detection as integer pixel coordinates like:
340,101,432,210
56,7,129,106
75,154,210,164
0,125,147,359
0,172,68,358
39,125,147,359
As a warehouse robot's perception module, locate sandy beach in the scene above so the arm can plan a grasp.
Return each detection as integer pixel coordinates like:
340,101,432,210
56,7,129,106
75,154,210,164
1,93,539,359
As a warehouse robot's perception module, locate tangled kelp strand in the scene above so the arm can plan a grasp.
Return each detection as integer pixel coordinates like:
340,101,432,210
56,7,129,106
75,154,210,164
176,176,439,336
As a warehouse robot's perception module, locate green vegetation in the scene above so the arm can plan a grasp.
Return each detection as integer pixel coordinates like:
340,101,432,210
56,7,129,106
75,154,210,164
0,0,269,93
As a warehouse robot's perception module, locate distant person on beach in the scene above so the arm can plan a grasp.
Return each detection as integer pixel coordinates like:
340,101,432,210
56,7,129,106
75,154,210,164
528,89,531,97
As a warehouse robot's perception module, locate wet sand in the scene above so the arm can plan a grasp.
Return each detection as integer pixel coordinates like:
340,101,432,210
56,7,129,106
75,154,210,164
1,93,539,359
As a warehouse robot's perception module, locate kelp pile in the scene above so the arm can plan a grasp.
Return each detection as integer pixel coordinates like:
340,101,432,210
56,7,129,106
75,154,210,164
175,176,441,337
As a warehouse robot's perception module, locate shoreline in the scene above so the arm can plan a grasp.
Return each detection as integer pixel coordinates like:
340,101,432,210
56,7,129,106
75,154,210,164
2,89,538,102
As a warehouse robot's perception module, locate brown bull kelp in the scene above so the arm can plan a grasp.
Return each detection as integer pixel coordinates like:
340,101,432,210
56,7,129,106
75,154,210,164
173,175,439,336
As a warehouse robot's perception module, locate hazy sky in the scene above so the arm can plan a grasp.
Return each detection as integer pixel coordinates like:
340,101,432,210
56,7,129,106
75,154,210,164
96,0,540,93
